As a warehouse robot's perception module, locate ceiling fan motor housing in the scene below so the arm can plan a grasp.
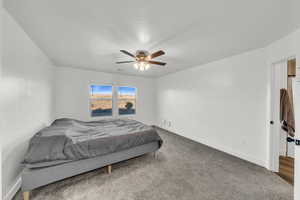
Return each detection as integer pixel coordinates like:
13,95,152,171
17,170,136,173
135,50,150,61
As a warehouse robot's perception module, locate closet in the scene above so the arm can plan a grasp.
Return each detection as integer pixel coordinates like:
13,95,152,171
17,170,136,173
277,58,296,184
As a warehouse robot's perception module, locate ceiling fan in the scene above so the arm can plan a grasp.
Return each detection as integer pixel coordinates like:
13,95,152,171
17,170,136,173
116,50,166,71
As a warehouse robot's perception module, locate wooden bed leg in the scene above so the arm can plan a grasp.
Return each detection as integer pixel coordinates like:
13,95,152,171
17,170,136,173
107,165,112,174
23,191,30,200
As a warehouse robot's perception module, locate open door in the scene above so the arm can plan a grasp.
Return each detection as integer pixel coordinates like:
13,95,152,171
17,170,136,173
276,59,296,184
269,60,288,172
293,68,300,199
270,59,298,192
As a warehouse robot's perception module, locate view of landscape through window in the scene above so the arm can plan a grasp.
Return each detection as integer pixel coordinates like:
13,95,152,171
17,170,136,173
118,86,136,115
90,85,136,117
90,85,113,117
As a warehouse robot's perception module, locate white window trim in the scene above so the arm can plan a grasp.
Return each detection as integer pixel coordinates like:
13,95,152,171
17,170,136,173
88,84,137,119
89,84,114,118
116,85,138,117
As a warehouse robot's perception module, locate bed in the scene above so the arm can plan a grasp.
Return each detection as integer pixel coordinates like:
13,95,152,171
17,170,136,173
21,118,163,200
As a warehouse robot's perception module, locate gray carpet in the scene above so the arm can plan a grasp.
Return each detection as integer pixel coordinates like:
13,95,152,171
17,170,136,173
14,129,293,200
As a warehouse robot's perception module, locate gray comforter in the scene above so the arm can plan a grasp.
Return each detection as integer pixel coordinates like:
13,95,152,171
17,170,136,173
23,118,162,168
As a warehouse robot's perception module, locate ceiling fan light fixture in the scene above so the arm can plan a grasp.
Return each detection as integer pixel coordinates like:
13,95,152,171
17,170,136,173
134,62,139,69
133,61,150,71
140,61,146,67
145,64,150,70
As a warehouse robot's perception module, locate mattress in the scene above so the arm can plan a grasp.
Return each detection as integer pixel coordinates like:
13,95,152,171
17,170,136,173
23,118,162,168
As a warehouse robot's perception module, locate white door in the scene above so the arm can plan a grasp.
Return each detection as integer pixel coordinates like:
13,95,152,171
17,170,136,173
269,61,287,171
293,76,300,199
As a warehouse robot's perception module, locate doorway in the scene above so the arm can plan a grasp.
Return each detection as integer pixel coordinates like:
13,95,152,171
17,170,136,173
270,58,296,185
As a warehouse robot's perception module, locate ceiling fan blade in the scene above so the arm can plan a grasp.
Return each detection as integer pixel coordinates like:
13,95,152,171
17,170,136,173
148,60,166,66
120,50,136,58
150,50,165,59
116,61,135,64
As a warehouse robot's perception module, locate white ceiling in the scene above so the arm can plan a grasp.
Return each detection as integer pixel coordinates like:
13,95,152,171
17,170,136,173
4,0,300,77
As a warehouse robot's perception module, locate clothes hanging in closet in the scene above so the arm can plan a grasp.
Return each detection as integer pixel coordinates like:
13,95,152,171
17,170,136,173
280,88,295,137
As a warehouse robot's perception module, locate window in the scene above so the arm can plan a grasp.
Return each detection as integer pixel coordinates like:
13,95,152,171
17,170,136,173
90,85,113,117
89,85,136,117
117,86,136,115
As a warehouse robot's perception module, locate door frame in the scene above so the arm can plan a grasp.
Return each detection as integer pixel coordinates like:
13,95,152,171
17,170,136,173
269,56,295,172
293,57,299,199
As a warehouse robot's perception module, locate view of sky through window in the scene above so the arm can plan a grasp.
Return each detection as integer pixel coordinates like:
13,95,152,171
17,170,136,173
90,85,113,117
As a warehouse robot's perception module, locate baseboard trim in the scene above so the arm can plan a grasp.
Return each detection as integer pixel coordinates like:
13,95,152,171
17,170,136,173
4,175,21,200
155,126,267,168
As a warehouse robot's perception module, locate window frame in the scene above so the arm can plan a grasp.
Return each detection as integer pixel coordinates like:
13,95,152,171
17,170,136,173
89,84,114,118
116,86,137,116
88,84,137,118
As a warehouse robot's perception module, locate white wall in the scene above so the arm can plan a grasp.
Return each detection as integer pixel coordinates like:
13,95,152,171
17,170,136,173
1,0,3,199
55,67,156,125
0,10,54,199
156,27,300,170
156,48,269,167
